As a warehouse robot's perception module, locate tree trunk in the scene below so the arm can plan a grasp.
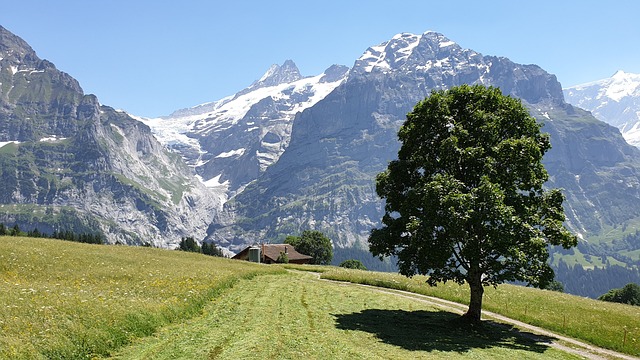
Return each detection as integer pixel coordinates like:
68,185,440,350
463,272,484,322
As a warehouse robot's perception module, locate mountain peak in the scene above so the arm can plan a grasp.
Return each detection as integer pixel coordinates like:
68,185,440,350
609,70,640,85
564,70,640,137
571,70,640,102
251,59,302,89
612,69,629,79
608,71,640,100
319,64,349,83
352,31,462,74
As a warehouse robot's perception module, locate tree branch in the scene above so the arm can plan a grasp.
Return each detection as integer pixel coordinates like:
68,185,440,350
453,241,469,271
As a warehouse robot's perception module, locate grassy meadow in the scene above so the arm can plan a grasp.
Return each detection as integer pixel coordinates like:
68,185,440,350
0,236,283,359
319,267,640,357
113,271,580,359
1,237,637,359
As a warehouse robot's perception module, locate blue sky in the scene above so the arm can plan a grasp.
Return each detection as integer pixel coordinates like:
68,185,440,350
2,1,638,117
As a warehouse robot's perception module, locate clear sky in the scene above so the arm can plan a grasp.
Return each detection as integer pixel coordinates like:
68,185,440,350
2,1,638,117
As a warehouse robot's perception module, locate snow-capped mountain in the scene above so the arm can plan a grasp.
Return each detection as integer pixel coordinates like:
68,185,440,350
564,71,640,146
208,31,640,257
140,60,349,202
353,32,482,75
4,24,640,287
350,31,562,102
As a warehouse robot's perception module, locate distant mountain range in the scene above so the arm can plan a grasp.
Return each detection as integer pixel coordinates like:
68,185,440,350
2,26,640,282
564,70,640,147
137,60,349,203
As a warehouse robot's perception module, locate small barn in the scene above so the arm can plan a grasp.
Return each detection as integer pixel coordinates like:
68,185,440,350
232,244,313,264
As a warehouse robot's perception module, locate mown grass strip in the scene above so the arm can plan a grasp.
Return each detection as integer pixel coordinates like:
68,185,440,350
318,267,640,357
0,236,283,359
113,271,580,359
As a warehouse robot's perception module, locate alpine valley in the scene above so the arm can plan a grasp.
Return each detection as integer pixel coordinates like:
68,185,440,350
1,26,639,296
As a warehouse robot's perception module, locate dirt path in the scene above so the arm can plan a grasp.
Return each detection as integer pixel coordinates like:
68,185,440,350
308,272,638,360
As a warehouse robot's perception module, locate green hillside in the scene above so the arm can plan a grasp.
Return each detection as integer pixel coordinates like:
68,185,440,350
1,237,638,359
0,237,282,359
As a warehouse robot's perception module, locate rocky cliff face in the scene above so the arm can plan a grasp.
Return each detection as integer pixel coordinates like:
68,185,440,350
207,32,640,253
0,25,218,246
531,104,640,238
564,71,640,147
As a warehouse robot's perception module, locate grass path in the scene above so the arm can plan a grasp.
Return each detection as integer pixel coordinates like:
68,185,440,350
111,271,580,359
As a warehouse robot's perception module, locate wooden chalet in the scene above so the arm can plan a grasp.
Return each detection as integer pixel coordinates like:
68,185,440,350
232,244,313,264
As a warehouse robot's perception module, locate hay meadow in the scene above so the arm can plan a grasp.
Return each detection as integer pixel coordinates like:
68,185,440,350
1,237,638,359
0,236,282,359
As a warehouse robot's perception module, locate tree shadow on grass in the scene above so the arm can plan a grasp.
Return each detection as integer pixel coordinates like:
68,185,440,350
334,309,555,354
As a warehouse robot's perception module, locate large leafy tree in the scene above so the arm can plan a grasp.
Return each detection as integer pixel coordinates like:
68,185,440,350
369,85,576,322
285,230,333,265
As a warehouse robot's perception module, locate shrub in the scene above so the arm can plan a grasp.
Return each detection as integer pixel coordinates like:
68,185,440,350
598,283,640,306
276,251,289,264
339,259,367,270
178,237,200,252
285,230,333,265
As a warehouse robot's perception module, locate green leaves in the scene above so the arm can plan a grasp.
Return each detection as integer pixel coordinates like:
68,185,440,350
370,85,577,316
285,230,333,265
598,283,640,306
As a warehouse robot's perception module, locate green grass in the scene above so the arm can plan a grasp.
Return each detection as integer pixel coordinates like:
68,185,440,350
1,238,634,359
549,248,600,269
156,178,188,205
586,216,640,245
623,248,640,261
320,268,640,357
282,263,337,273
0,236,283,359
113,271,579,359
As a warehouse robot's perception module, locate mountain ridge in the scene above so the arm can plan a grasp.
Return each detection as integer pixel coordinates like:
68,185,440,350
140,60,349,203
3,24,640,275
0,25,218,247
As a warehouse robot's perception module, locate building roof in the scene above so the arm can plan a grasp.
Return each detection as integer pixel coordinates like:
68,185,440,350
261,244,312,262
231,244,313,262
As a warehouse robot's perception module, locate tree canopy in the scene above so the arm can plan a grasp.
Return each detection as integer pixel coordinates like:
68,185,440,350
178,237,200,253
369,85,576,322
339,259,368,270
178,237,225,257
285,230,333,265
598,283,640,306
